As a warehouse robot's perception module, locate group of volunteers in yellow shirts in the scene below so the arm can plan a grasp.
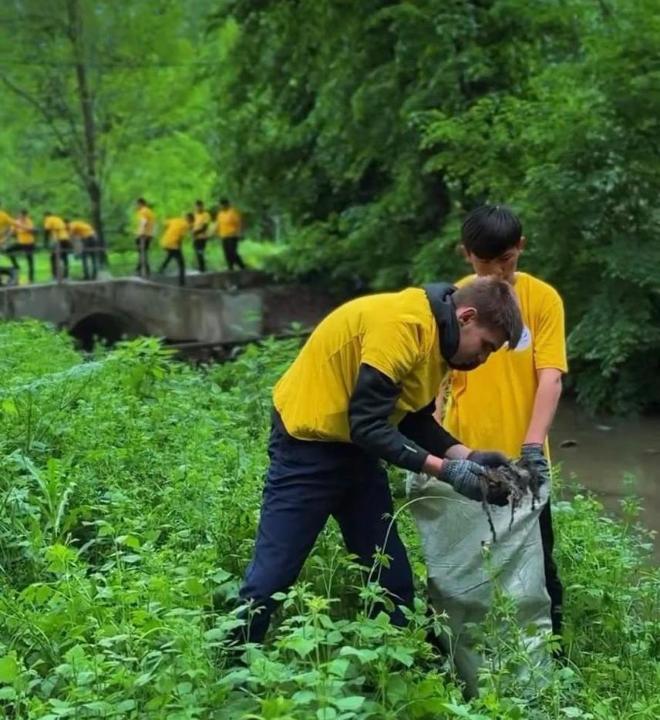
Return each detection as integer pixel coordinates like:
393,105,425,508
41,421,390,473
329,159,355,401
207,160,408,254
233,205,567,691
135,197,245,286
0,207,100,284
0,196,245,286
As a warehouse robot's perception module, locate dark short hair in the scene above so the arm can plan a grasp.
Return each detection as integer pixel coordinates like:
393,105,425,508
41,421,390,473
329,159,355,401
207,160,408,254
185,212,194,222
219,197,229,206
195,199,204,206
20,208,28,214
137,197,147,205
454,276,523,349
461,205,522,260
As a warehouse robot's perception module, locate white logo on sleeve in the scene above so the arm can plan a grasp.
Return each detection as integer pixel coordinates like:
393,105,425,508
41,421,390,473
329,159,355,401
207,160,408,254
513,326,532,351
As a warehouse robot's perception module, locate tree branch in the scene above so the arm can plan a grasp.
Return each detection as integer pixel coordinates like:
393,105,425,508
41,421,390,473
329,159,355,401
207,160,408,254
0,72,86,181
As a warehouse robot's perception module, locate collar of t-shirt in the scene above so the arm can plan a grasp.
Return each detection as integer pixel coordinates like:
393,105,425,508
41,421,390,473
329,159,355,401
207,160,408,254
423,283,459,361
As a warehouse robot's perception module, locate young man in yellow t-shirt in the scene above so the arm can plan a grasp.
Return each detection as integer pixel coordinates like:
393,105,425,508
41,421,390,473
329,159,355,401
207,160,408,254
235,277,525,644
4,209,35,283
68,219,98,280
135,198,155,278
43,212,73,280
216,198,246,271
0,208,19,285
192,200,211,273
442,205,567,638
158,213,193,286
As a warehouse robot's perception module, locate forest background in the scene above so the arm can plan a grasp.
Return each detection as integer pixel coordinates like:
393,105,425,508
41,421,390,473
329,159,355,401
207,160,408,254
0,0,658,414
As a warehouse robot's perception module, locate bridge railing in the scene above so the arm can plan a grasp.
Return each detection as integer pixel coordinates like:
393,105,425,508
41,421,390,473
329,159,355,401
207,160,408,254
1,234,241,286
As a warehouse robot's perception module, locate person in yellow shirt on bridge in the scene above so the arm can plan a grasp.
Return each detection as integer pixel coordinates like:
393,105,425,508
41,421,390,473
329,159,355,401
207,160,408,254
0,207,18,285
441,205,567,641
158,213,193,286
135,197,155,278
192,200,211,273
68,219,98,281
6,209,36,283
216,198,246,271
44,212,73,281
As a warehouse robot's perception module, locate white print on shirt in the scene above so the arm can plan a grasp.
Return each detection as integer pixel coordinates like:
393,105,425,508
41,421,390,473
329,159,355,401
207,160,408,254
513,326,532,352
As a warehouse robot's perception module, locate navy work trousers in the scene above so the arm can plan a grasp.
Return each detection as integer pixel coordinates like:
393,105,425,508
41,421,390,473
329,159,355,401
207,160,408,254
237,414,414,643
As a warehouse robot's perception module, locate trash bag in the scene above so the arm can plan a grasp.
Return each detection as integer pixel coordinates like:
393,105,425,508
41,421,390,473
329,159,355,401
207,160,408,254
406,471,553,697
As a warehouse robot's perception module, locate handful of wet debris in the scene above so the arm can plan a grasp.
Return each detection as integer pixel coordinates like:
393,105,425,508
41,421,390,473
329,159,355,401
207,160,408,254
479,459,544,542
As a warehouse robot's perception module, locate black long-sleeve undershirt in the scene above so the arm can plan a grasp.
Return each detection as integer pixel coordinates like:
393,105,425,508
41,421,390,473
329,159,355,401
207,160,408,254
348,364,460,472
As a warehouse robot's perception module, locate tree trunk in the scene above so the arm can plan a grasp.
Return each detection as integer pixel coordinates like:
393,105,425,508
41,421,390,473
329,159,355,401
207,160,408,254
67,0,105,249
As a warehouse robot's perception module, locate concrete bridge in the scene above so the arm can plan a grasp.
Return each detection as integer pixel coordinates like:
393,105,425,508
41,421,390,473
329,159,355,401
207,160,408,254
0,271,338,351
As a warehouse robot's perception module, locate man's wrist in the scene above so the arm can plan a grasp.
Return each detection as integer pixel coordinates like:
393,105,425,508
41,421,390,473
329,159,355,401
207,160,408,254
422,454,445,477
522,442,544,454
444,443,471,460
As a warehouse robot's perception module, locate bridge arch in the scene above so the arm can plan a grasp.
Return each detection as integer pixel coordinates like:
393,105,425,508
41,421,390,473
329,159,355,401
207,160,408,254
69,310,147,351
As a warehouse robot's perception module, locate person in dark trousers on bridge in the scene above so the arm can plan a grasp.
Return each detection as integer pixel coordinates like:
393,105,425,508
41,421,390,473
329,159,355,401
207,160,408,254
158,213,193,286
68,219,98,280
135,198,155,278
44,212,73,281
234,277,524,644
216,198,246,271
192,200,211,272
0,208,18,286
6,209,36,283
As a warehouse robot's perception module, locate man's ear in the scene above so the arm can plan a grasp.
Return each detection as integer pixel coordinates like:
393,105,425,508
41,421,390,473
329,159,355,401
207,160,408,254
459,245,471,262
519,236,527,251
456,306,477,325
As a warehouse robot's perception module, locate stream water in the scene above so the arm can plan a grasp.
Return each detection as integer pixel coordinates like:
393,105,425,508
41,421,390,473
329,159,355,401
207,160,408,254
551,399,659,555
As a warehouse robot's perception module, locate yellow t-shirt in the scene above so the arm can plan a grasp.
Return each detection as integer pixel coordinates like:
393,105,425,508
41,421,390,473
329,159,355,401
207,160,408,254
15,216,35,245
443,272,567,457
274,288,447,442
193,211,211,235
160,218,189,250
136,206,155,236
44,215,70,241
68,220,95,239
0,210,14,234
217,208,242,238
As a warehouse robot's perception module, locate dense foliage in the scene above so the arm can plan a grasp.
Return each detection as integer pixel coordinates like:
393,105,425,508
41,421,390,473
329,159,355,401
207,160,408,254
210,0,660,413
0,0,218,242
0,322,658,719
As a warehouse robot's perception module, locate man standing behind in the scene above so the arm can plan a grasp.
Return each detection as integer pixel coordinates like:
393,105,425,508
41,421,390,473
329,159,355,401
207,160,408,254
68,219,98,280
216,198,246,271
158,213,193,286
442,205,567,638
135,198,155,278
44,212,72,280
192,200,211,272
5,209,36,283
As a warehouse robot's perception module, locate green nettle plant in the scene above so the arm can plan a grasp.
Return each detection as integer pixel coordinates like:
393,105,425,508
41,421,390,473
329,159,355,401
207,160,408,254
0,321,658,719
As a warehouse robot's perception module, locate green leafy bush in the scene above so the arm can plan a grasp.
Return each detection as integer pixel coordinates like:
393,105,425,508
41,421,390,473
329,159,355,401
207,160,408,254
0,322,657,718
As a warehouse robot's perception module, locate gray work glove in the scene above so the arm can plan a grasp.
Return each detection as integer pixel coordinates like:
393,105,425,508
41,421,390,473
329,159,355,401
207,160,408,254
521,443,550,485
438,459,488,503
468,450,509,469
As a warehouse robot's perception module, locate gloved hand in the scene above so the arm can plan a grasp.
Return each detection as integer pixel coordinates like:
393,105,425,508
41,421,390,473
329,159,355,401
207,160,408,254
468,450,509,468
521,443,550,485
438,459,487,502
